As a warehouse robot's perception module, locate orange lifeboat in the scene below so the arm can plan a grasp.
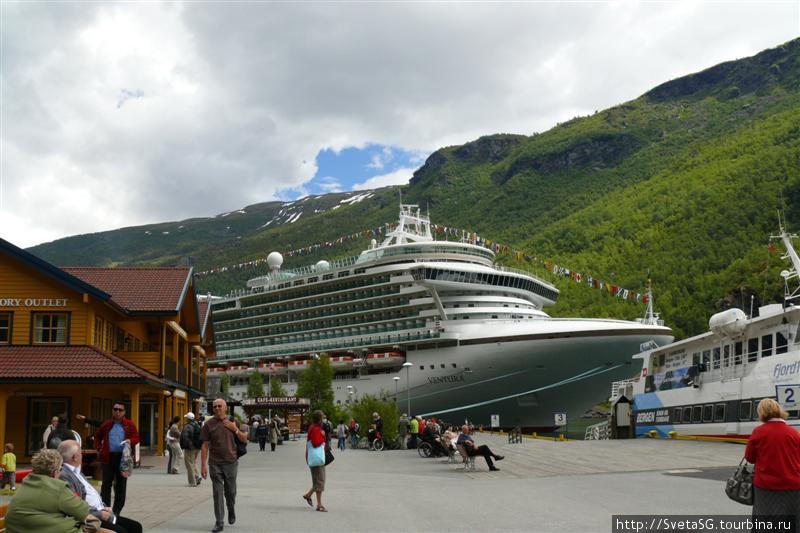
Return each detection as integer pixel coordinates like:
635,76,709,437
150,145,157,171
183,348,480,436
329,356,354,369
288,359,309,372
366,352,404,367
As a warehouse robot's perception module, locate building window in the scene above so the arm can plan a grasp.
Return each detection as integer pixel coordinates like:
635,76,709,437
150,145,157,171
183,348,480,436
0,312,11,344
32,313,68,344
94,316,104,346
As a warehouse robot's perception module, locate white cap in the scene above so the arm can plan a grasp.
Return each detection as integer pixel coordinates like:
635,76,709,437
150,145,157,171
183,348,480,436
184,412,195,420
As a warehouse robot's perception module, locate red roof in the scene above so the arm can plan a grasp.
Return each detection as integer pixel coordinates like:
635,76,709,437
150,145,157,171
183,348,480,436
0,345,166,384
63,267,191,313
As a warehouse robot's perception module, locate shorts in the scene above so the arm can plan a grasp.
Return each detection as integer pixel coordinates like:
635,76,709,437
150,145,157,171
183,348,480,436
310,465,325,492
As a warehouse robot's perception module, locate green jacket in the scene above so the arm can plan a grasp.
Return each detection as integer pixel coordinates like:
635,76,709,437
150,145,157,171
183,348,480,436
5,473,90,533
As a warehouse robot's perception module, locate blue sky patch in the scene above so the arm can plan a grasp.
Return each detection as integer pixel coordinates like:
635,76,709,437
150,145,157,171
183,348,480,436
277,143,428,200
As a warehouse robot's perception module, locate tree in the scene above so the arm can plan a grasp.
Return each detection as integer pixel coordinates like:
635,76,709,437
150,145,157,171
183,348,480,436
246,371,265,399
269,375,287,397
221,373,230,395
296,354,337,420
348,394,400,445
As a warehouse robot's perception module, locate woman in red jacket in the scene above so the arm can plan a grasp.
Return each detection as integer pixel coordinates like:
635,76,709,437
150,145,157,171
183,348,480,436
745,398,800,520
303,410,328,512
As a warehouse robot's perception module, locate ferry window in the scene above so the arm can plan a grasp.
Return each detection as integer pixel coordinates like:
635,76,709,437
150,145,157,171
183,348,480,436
702,404,713,423
723,345,730,367
0,312,12,344
795,323,800,344
776,331,788,354
712,348,721,370
692,352,700,366
672,408,682,423
752,400,763,421
440,364,445,369
682,406,692,422
419,366,424,371
452,363,457,368
761,334,773,357
702,350,711,370
32,313,69,344
714,403,726,422
788,410,800,420
734,342,743,365
739,401,752,421
338,271,350,278
429,365,435,370
691,406,702,422
747,338,759,362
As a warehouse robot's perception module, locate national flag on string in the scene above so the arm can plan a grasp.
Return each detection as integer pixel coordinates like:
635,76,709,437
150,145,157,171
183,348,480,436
768,243,778,255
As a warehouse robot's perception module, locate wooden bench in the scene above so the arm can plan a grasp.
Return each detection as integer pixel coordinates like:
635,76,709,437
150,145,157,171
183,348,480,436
455,444,475,471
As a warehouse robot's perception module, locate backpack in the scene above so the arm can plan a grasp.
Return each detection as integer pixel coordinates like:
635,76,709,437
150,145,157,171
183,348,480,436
180,423,198,450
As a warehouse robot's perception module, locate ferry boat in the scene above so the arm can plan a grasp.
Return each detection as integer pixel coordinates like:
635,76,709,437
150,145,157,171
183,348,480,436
629,223,800,438
209,204,673,428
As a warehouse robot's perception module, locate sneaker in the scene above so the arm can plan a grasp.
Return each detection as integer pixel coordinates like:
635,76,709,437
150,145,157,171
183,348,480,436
489,466,500,471
196,477,202,485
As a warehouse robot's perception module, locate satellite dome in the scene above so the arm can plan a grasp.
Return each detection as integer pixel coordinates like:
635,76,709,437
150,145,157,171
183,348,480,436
267,251,283,270
315,260,330,271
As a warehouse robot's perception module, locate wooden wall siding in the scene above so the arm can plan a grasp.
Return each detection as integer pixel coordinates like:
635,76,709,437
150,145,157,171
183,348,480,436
0,256,89,344
122,351,161,374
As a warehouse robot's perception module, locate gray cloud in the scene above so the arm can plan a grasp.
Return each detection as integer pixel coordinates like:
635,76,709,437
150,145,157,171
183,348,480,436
2,1,798,247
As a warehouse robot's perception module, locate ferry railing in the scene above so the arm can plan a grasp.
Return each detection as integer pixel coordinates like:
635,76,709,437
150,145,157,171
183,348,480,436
508,426,523,444
584,420,610,441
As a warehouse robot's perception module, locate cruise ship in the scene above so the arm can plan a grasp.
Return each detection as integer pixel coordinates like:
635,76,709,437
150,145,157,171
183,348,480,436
628,223,800,438
208,205,673,428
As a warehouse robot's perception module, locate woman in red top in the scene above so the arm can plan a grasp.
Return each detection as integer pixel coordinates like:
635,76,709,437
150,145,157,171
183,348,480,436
303,410,328,512
745,398,800,519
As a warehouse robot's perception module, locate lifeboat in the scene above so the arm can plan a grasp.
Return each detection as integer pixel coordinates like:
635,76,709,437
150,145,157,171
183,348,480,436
329,356,354,369
288,359,309,372
208,366,226,373
366,352,404,367
268,362,287,374
227,365,250,374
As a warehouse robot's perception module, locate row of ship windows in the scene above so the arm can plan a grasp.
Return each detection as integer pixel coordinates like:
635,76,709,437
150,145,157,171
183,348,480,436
233,274,391,310
218,320,428,351
216,311,422,344
411,268,558,302
358,244,495,264
665,399,797,424
214,285,406,328
215,294,411,331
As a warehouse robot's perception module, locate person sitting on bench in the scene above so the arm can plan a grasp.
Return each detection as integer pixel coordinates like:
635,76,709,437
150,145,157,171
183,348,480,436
456,425,504,471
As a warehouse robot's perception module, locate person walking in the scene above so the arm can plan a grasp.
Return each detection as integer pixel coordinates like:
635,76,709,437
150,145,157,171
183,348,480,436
398,414,409,450
180,412,202,486
302,410,328,512
336,420,347,451
166,416,182,474
200,399,248,533
256,420,269,452
269,416,280,452
93,401,140,516
745,398,800,524
349,418,359,449
408,415,419,449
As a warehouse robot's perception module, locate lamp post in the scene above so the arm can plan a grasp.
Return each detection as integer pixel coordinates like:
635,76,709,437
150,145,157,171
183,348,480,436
393,376,400,405
402,361,413,416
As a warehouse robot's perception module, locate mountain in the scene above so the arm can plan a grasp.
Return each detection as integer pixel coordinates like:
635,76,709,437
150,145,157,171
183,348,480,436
29,39,800,339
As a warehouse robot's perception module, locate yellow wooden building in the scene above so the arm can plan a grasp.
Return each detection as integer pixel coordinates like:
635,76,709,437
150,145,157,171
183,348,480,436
0,238,215,461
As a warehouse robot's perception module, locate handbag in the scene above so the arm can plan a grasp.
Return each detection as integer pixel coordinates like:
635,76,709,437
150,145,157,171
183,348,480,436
236,438,248,458
325,444,335,466
307,441,325,467
725,458,754,505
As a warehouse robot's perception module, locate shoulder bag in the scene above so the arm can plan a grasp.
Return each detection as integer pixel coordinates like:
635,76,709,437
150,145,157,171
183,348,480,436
725,458,754,505
307,440,325,467
325,443,335,465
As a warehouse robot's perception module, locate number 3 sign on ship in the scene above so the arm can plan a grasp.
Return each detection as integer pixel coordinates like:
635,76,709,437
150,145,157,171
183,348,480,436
776,384,800,409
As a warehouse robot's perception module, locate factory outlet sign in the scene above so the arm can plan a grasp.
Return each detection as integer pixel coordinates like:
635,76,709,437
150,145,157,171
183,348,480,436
0,298,69,307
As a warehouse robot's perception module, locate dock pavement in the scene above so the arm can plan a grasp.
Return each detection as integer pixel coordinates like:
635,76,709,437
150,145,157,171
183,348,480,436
119,433,749,533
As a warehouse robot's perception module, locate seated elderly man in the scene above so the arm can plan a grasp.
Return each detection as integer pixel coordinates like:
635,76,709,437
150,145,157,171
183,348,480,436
5,448,112,533
58,440,143,533
456,425,504,471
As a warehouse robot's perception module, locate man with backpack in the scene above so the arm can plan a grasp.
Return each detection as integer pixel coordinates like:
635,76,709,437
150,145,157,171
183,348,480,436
181,412,202,487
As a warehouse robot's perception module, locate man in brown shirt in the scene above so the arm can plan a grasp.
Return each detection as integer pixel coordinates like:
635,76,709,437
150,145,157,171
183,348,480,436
201,399,247,532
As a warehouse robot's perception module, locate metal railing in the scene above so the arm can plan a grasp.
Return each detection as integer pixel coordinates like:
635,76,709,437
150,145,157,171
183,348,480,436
584,420,610,440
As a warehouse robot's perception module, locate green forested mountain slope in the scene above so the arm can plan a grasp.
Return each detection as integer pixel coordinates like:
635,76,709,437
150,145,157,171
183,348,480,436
28,39,800,339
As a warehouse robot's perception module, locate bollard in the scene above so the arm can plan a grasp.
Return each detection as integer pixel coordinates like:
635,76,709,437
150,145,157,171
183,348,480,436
647,430,658,438
668,431,677,439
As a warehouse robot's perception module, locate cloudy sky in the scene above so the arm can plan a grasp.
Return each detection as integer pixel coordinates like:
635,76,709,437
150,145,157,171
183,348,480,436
2,2,798,248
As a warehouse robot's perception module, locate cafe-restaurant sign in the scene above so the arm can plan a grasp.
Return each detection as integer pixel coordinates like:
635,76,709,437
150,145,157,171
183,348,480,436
0,298,69,307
